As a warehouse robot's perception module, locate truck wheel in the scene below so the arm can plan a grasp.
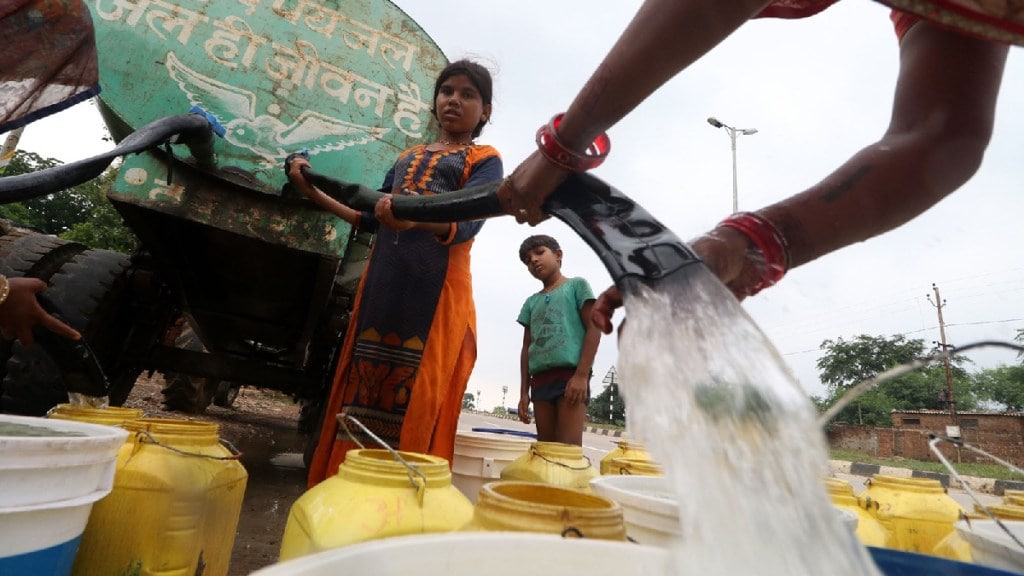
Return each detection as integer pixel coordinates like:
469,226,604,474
212,381,240,408
0,232,89,385
1,248,134,415
161,327,218,414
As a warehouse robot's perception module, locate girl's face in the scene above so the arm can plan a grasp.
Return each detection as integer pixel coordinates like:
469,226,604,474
435,74,490,139
523,246,561,282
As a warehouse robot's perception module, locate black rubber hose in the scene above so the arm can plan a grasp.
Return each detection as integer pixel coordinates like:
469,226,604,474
34,293,112,397
299,165,704,290
0,113,215,204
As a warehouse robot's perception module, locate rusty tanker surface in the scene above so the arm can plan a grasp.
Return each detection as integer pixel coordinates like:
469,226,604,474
0,0,447,443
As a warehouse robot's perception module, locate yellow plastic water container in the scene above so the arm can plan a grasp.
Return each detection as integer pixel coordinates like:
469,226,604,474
861,474,964,556
1003,490,1024,507
978,502,1024,520
500,441,598,492
465,481,627,540
932,529,974,563
71,418,248,576
599,439,651,475
48,403,143,427
607,457,663,476
280,449,474,561
823,478,889,547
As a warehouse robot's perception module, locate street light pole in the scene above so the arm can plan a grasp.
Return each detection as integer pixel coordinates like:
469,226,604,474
707,117,757,212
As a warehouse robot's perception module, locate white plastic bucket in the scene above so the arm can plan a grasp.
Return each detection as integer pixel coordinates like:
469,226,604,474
836,507,860,533
588,475,681,547
0,414,127,507
0,489,109,575
954,519,1024,572
251,532,670,575
452,430,532,503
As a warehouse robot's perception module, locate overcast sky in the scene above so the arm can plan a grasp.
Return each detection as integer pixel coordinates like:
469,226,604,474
17,1,1024,411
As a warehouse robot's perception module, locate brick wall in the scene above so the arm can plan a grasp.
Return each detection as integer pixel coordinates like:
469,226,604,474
828,410,1024,466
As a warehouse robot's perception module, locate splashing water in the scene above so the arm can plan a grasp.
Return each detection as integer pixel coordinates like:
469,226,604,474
617,268,880,575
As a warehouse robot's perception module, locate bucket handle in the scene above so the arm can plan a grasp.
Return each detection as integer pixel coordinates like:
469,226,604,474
129,430,243,460
338,413,428,503
530,446,593,471
561,526,585,538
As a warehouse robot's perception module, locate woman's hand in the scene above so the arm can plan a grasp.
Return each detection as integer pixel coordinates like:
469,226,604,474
497,150,570,226
690,226,766,300
285,156,317,199
590,225,765,334
374,193,416,233
0,277,81,347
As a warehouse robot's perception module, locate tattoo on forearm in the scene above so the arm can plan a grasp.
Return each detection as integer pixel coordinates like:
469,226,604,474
821,166,871,203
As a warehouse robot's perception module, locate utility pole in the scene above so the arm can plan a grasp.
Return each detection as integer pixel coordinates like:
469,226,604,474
928,283,957,424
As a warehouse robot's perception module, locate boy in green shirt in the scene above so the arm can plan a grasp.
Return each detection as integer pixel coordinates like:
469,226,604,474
516,235,601,445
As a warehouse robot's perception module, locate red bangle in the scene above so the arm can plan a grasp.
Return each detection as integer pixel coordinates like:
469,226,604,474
718,212,790,295
535,113,611,172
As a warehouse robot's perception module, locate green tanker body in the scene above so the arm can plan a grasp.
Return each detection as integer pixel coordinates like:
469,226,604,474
0,0,447,441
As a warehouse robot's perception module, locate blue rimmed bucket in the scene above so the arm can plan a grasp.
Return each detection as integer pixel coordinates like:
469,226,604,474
0,414,127,576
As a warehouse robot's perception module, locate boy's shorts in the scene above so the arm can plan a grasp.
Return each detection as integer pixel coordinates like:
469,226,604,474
530,367,591,404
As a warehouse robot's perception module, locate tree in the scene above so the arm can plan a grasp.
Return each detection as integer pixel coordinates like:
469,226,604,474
462,392,476,410
816,334,973,425
0,151,136,253
972,365,1024,411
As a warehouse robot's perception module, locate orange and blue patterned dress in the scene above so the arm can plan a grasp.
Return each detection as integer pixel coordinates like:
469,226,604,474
308,143,502,486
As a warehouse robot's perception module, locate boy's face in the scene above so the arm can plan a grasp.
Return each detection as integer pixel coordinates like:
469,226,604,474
523,245,561,281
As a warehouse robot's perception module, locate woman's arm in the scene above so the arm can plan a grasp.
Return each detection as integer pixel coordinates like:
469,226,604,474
592,22,1009,331
500,0,771,223
286,157,362,227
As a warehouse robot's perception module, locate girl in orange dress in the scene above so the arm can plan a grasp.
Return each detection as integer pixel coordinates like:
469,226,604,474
287,60,503,486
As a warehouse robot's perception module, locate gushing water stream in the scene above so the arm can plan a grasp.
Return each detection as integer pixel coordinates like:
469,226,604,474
617,269,881,575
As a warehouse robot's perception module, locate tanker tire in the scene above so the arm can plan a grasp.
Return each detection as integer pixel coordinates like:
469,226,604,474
1,248,133,415
212,381,240,408
0,232,89,378
160,327,217,414
0,233,88,279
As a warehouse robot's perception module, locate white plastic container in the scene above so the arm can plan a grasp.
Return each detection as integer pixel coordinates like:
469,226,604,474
451,430,532,503
252,532,670,575
954,519,1024,572
0,414,126,576
589,475,681,546
0,414,127,507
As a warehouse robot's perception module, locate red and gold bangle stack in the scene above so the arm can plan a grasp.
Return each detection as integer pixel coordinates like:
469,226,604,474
718,212,790,295
535,113,611,173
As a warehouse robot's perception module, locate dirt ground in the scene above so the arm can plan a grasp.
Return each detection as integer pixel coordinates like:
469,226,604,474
122,375,310,575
